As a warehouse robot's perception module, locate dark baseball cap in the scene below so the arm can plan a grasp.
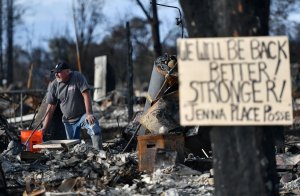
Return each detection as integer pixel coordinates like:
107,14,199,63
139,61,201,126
51,62,70,73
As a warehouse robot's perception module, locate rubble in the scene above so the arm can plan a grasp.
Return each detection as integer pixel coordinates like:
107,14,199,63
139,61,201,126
0,141,214,195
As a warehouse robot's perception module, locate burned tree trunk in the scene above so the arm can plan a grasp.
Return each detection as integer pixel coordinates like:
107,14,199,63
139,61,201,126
151,0,162,58
136,0,162,58
210,127,278,195
180,0,270,37
180,0,279,195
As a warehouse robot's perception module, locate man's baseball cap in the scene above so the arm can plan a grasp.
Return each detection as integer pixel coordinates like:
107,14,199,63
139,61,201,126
51,62,70,73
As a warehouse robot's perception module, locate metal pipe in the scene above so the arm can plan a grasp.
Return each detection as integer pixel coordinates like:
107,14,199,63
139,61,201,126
151,2,184,38
122,123,141,153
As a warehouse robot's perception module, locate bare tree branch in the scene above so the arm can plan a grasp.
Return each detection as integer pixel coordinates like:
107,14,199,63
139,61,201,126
136,0,152,21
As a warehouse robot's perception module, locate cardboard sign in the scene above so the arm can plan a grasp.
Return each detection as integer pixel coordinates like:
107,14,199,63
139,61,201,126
177,36,293,126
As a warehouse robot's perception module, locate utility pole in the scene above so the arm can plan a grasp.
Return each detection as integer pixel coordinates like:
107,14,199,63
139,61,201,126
6,0,13,85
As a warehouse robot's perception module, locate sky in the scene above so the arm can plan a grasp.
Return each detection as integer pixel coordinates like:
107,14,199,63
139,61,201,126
14,0,300,51
15,0,182,50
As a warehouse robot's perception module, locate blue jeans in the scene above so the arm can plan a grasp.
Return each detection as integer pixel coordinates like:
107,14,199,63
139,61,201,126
63,114,101,139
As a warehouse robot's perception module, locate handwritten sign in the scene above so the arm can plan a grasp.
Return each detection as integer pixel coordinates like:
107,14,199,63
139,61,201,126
177,36,293,126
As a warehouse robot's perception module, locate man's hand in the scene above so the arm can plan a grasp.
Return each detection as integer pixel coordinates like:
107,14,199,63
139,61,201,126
86,114,95,125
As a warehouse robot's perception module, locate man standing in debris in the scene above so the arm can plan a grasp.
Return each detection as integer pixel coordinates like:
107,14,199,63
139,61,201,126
41,61,102,150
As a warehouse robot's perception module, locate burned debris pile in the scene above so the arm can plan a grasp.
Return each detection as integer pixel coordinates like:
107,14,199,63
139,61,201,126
1,143,139,195
1,141,214,195
0,54,216,195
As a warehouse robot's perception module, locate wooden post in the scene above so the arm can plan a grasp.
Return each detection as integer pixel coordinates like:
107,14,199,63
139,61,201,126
126,22,134,122
72,1,82,73
6,0,13,85
0,0,3,84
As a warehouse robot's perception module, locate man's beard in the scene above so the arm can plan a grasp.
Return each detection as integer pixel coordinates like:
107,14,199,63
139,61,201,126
56,77,62,83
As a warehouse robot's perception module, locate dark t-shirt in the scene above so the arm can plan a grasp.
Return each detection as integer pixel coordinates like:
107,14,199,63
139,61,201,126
46,71,90,122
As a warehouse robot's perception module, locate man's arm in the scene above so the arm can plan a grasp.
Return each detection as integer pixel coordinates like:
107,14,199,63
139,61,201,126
41,104,57,134
82,90,95,124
